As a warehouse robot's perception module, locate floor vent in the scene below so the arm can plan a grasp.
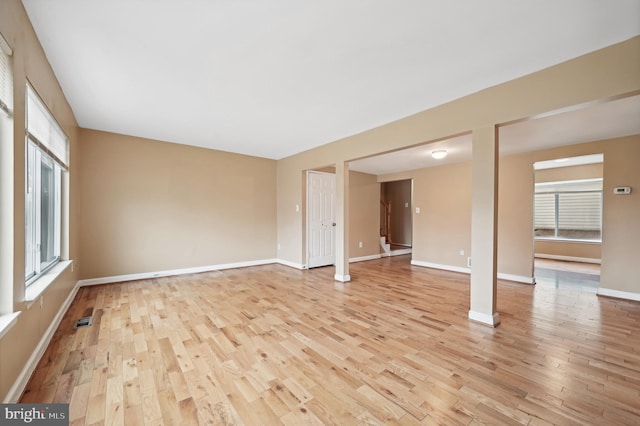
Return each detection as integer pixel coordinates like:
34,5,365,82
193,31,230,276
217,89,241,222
74,316,93,329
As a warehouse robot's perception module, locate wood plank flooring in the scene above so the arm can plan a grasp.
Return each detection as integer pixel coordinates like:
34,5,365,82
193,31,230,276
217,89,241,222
20,255,640,425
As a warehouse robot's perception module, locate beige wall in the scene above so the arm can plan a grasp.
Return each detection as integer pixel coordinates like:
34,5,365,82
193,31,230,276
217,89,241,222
277,37,639,296
497,152,535,278
78,129,277,279
0,0,80,401
412,162,471,268
349,171,380,259
1,1,639,403
600,137,640,293
535,241,601,260
534,162,603,260
535,162,603,183
522,136,639,290
276,36,640,273
369,137,637,286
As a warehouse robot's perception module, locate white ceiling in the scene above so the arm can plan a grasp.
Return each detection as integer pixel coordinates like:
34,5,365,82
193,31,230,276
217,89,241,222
21,0,640,162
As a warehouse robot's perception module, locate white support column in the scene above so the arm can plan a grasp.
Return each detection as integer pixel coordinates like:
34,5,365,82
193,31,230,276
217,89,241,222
334,161,350,282
469,125,500,327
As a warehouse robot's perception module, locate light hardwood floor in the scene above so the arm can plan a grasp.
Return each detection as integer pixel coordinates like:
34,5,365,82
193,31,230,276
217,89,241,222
20,255,640,425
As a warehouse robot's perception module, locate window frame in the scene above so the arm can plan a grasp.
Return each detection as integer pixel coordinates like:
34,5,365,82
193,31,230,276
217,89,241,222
0,32,12,116
24,84,67,286
534,179,603,243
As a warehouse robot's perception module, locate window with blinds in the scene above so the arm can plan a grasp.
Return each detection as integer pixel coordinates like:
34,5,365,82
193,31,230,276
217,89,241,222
534,179,602,241
25,84,68,284
0,33,12,116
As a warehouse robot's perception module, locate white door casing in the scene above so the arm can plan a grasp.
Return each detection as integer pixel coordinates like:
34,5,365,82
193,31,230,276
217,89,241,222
307,171,336,268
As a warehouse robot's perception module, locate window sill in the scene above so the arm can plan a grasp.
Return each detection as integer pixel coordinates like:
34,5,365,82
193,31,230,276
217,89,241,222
25,260,73,304
0,312,21,340
534,238,601,245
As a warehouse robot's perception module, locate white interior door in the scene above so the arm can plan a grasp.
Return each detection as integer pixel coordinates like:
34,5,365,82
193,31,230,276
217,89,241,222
307,171,336,268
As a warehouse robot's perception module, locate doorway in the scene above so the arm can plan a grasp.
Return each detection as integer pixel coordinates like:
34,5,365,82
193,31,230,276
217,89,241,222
380,179,412,256
306,170,336,268
532,154,603,291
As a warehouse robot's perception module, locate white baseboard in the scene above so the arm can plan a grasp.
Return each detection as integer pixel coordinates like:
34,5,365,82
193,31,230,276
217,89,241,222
390,243,412,247
468,310,500,327
535,254,601,264
349,254,382,263
497,273,536,285
334,274,351,282
4,282,81,403
597,287,640,302
389,249,412,256
411,260,535,284
411,260,470,274
77,258,279,287
276,259,306,269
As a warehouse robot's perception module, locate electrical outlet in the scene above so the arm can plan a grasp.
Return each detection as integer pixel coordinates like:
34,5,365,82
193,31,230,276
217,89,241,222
467,257,472,267
358,241,363,248
459,250,465,256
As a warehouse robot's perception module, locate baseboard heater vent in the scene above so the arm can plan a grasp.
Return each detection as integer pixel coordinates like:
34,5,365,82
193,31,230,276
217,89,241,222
74,316,93,329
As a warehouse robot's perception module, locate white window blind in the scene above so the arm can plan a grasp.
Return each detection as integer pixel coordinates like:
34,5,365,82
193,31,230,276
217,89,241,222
534,179,602,241
26,85,68,167
0,33,12,116
558,192,602,231
534,193,555,230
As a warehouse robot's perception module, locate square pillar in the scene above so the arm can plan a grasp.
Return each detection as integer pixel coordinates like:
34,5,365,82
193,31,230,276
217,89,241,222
469,125,500,326
334,161,350,282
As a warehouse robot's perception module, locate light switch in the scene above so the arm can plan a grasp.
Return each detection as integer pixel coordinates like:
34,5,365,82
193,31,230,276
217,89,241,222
415,207,420,214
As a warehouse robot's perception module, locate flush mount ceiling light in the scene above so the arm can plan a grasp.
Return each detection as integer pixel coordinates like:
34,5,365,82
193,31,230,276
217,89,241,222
431,150,447,160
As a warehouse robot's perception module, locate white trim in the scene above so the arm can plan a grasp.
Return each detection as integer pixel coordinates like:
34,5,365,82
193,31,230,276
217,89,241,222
4,281,80,403
0,312,20,340
276,259,306,270
77,259,278,287
535,254,601,264
349,254,382,263
411,260,535,284
497,273,536,284
0,32,12,56
25,260,73,303
534,238,601,245
411,260,470,274
468,310,500,327
334,274,351,283
389,248,412,256
597,287,640,302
